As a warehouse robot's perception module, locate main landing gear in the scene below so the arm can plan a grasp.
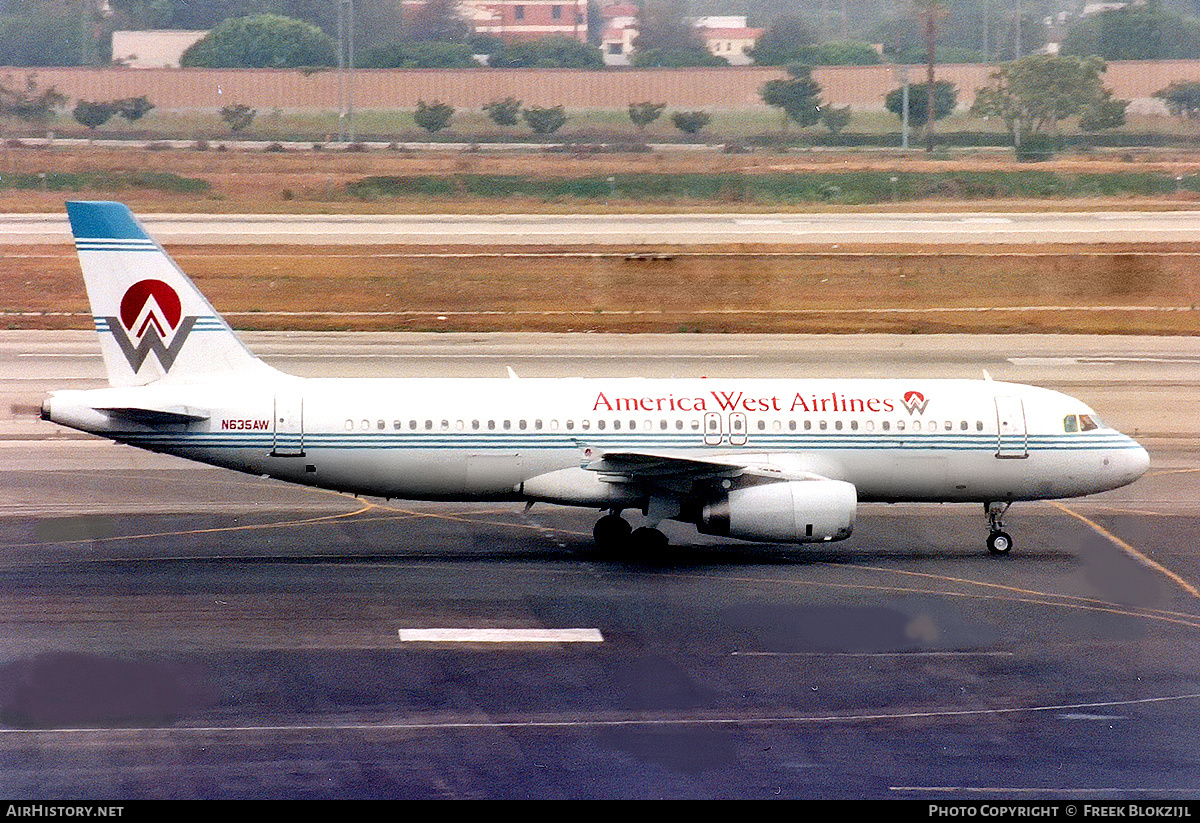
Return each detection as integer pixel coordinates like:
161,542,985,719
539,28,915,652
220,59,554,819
593,512,668,558
985,501,1013,556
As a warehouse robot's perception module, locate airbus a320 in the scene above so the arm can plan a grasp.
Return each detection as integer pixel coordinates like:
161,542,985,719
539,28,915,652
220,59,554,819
40,202,1150,557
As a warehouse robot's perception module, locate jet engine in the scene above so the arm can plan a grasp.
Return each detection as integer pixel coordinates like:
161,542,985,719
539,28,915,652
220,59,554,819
698,479,856,544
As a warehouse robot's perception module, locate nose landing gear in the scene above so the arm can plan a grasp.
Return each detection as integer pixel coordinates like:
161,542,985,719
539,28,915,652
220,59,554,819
985,502,1013,555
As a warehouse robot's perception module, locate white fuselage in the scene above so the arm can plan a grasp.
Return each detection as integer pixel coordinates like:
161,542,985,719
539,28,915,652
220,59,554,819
44,375,1151,509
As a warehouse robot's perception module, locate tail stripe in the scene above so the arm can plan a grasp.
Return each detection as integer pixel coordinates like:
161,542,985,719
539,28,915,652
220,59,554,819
75,239,157,252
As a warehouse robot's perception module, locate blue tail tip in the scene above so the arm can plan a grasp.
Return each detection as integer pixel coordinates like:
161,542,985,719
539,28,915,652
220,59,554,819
66,201,149,241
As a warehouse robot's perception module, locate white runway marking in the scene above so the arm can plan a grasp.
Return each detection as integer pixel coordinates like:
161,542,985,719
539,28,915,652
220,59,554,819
398,628,604,643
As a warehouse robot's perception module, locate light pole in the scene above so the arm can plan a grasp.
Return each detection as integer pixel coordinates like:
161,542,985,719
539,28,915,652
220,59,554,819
337,0,356,144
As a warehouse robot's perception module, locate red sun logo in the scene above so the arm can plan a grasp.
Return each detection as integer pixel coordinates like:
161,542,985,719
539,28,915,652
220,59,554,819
119,279,182,337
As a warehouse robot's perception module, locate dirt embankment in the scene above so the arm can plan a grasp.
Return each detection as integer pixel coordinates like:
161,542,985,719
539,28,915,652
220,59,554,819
3,145,1198,335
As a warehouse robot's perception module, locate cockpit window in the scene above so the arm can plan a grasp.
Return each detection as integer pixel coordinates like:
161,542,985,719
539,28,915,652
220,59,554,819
1066,413,1103,432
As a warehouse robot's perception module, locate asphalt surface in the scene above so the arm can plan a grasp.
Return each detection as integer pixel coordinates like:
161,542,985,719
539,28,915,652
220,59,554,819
1,332,1198,799
8,210,1200,245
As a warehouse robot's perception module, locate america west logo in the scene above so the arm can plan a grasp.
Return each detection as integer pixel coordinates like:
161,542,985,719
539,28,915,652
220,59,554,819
101,279,198,372
901,390,931,416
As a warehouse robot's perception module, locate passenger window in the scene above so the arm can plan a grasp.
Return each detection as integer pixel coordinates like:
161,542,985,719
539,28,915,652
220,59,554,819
976,421,984,431
377,420,385,430
882,421,890,431
582,420,591,430
472,420,480,430
896,421,905,431
566,420,574,430
960,421,968,430
424,420,433,430
597,420,606,430
503,420,512,430
345,419,353,430
393,420,401,430
835,420,843,431
361,419,370,430
804,420,812,431
488,420,496,430
519,420,527,430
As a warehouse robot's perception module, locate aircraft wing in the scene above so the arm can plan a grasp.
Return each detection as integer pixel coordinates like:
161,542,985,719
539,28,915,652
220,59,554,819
584,449,823,484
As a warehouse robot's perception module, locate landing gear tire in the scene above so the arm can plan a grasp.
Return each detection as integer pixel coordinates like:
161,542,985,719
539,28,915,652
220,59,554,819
593,513,631,555
984,501,1013,556
630,526,669,562
987,530,1013,556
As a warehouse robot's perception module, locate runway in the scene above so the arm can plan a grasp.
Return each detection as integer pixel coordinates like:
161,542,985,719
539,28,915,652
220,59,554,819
2,332,1199,799
8,210,1200,245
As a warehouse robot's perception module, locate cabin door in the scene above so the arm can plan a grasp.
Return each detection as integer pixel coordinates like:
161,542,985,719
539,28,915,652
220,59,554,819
272,393,305,457
994,396,1027,459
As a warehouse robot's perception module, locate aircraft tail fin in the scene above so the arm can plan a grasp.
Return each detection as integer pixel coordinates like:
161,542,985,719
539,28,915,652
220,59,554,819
67,201,275,387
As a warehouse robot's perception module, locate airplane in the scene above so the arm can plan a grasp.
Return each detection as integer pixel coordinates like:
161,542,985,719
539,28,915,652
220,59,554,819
40,201,1150,557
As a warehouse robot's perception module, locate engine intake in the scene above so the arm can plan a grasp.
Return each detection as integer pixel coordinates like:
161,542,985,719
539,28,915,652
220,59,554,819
698,480,856,544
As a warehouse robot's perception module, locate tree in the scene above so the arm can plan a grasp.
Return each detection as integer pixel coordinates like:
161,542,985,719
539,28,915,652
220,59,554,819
413,100,454,133
749,15,818,66
914,0,949,152
1078,90,1129,133
1155,81,1200,120
0,1,85,66
760,64,823,133
522,105,568,135
219,103,256,135
632,0,720,67
114,96,154,123
361,42,478,69
821,105,853,135
884,81,957,130
491,36,604,69
671,111,711,135
72,100,116,133
630,47,727,67
404,0,470,43
971,54,1117,139
628,102,666,133
1061,0,1200,61
483,97,522,127
181,14,337,68
0,74,65,125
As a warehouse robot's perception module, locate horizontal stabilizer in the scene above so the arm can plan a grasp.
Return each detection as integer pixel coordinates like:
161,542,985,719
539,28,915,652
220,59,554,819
96,405,210,425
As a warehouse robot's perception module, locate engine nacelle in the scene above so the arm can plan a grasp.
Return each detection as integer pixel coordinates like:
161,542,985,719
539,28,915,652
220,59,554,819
698,480,856,544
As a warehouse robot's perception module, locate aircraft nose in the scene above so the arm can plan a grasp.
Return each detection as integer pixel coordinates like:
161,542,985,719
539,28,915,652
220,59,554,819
1129,441,1151,479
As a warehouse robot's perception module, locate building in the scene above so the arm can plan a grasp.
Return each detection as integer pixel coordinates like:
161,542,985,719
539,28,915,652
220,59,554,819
110,30,208,68
403,0,589,44
600,2,638,66
692,16,763,66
